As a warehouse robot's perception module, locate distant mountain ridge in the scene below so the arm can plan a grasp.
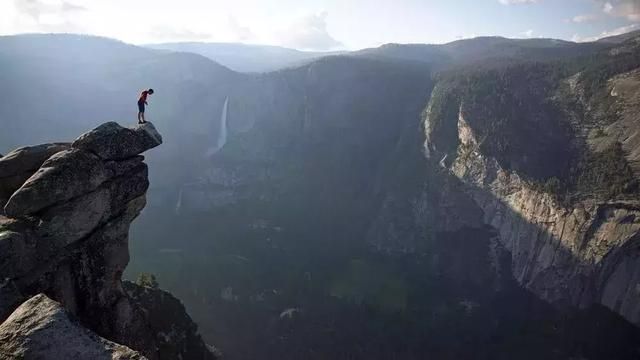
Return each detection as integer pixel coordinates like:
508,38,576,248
147,32,637,74
146,42,343,73
597,29,640,44
352,36,610,70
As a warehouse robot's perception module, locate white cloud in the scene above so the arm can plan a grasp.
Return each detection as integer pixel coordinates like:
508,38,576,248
572,23,639,42
276,12,343,51
599,0,640,21
499,0,538,5
520,29,535,37
570,33,582,42
60,1,85,13
147,25,212,42
14,0,85,20
604,2,615,13
570,1,639,43
571,14,599,23
1,1,344,49
227,15,254,42
6,0,87,34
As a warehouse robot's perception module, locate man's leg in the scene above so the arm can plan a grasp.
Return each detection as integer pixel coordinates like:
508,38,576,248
141,111,146,123
138,102,145,124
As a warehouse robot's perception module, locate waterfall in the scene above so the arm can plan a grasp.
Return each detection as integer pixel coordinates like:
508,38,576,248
182,97,229,214
218,96,230,149
206,96,229,157
439,154,448,168
175,188,184,214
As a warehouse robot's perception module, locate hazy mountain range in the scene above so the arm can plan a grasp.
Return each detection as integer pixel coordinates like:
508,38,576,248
146,42,343,73
145,32,640,73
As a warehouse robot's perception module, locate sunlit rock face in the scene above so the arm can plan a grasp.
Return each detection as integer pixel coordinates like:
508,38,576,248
0,294,147,360
0,122,214,359
449,110,640,321
73,121,163,161
421,60,640,325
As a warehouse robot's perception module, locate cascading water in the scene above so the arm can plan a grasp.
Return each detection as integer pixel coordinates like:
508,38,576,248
206,96,229,157
175,188,184,214
179,96,230,214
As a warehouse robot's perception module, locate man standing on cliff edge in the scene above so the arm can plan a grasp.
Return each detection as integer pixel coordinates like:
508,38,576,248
137,88,154,124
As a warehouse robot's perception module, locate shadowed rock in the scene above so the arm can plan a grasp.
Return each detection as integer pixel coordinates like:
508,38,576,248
0,143,70,179
422,78,640,326
0,222,40,282
0,294,147,360
0,143,70,209
0,122,214,359
124,282,218,360
34,161,149,246
4,149,109,217
72,122,163,160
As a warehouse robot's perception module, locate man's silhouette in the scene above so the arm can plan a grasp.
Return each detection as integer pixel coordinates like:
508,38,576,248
137,89,154,124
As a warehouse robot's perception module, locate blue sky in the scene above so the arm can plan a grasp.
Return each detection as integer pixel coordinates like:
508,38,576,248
0,0,639,50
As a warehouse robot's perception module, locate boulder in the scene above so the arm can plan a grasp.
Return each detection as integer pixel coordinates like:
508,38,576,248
72,122,163,160
4,149,109,217
0,228,38,281
0,294,147,360
0,143,70,179
35,162,149,246
0,143,70,210
3,123,157,216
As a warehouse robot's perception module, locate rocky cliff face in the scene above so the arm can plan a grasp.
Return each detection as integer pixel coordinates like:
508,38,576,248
0,294,146,359
0,122,215,359
434,109,640,321
422,44,640,326
0,143,70,209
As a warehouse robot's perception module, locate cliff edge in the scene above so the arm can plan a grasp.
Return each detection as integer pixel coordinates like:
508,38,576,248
0,122,215,359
